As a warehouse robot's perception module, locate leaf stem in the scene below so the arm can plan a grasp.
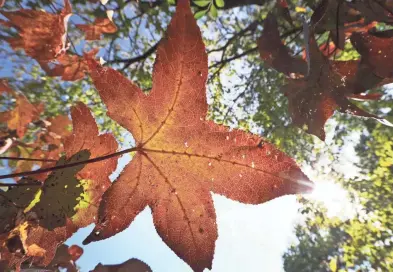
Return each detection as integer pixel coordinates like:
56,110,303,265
0,147,139,181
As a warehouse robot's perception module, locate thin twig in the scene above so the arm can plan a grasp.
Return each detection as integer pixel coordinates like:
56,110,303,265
0,156,57,162
0,182,41,187
0,147,139,180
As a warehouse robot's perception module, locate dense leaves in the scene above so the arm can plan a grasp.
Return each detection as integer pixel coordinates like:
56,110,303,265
258,13,392,140
0,0,72,62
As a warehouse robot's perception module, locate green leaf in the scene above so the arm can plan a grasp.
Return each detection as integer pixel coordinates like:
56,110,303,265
0,178,40,234
32,150,90,230
194,9,207,19
194,0,211,7
210,5,218,18
215,0,225,8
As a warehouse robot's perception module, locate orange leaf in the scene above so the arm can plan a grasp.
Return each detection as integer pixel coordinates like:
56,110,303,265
64,102,118,227
39,49,98,81
76,18,117,41
83,1,312,271
0,79,13,95
0,0,72,62
0,94,44,138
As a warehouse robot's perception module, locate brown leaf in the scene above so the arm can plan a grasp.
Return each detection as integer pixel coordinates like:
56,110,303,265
82,1,312,271
310,0,376,48
0,0,72,62
76,18,117,41
283,31,387,140
258,14,307,76
39,49,98,81
348,0,393,24
91,258,152,272
351,29,393,78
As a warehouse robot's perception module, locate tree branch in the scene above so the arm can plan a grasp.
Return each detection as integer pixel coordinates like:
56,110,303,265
0,156,57,162
0,147,139,181
107,41,160,70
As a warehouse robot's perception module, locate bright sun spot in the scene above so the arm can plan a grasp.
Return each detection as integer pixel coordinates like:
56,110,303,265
307,180,356,219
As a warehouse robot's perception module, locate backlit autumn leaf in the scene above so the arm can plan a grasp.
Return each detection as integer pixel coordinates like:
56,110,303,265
39,49,98,81
0,92,44,138
76,18,117,41
64,102,118,227
82,1,312,271
0,0,72,62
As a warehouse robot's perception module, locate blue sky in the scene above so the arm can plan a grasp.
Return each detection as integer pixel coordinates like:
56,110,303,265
66,189,302,272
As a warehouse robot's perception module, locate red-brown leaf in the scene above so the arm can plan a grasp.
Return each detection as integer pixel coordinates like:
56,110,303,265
0,0,72,62
348,0,393,24
283,31,386,140
76,18,117,41
258,14,307,76
39,49,98,81
83,1,312,271
351,30,393,78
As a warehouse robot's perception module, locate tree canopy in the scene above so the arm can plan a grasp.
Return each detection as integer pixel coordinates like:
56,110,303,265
0,0,393,271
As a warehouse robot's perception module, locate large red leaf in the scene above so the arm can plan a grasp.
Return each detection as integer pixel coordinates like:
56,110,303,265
82,1,312,271
0,0,72,62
